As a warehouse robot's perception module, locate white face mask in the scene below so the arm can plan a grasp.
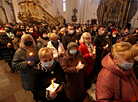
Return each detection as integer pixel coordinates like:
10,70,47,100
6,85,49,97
69,50,77,54
42,59,54,68
53,30,57,33
118,61,134,70
105,36,109,39
43,34,47,38
70,30,74,34
101,30,105,35
113,35,116,38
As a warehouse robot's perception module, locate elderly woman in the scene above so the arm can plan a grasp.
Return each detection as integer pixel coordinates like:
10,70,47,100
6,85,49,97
78,32,95,82
12,34,40,91
32,47,67,102
96,42,138,101
62,42,87,102
47,33,65,65
37,30,49,48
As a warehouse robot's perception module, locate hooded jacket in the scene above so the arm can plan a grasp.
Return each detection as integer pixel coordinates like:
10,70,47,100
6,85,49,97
96,53,138,102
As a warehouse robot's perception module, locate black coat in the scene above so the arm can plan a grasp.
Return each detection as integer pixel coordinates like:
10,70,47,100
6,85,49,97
62,33,79,50
32,61,66,102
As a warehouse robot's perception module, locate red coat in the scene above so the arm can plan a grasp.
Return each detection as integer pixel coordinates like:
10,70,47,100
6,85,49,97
31,31,41,43
96,53,138,101
78,42,94,79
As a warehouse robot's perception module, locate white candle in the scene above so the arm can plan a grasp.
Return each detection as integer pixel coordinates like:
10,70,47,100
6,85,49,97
51,80,54,88
93,46,96,54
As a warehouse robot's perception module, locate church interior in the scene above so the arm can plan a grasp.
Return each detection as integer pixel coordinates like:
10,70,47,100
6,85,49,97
0,0,138,102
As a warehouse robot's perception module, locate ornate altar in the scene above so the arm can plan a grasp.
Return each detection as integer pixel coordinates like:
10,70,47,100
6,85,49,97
54,8,63,25
18,0,60,24
97,0,138,27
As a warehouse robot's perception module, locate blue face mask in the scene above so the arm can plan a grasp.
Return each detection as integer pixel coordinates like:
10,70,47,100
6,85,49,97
118,61,134,70
69,50,77,54
101,30,105,35
52,40,58,44
42,59,54,68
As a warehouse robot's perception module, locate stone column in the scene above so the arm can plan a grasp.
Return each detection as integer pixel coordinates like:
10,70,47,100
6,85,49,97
12,0,22,23
2,0,11,22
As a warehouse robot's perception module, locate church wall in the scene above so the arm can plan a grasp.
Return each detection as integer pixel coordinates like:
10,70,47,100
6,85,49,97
0,0,6,23
131,10,138,28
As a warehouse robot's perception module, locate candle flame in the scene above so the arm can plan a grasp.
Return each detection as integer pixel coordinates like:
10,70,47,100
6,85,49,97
76,40,78,43
78,61,82,65
106,44,109,47
29,52,33,56
51,80,54,88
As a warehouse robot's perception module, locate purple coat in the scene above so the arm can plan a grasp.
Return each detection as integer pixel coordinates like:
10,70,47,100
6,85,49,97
62,50,87,101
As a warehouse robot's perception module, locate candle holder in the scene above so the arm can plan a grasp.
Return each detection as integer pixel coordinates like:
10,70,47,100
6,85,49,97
29,52,34,62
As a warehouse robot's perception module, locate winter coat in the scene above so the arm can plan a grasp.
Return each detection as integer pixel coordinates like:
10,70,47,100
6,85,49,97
61,50,87,101
12,37,21,51
31,31,41,42
0,34,14,62
78,42,94,79
62,33,79,50
47,40,65,65
12,47,40,91
32,61,67,102
37,37,49,48
96,53,138,102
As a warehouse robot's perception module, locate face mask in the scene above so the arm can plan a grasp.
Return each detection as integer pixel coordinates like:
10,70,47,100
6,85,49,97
69,50,77,54
16,34,22,38
53,30,57,33
113,35,116,38
101,30,105,35
52,40,58,44
43,34,47,38
134,56,138,62
105,36,109,39
118,61,134,70
21,29,25,31
70,30,74,34
24,41,33,46
42,59,54,68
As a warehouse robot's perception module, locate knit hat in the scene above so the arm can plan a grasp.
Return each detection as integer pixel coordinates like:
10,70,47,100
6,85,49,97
67,42,78,50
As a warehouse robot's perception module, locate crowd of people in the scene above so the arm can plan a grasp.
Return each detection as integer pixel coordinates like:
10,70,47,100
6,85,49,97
0,22,138,102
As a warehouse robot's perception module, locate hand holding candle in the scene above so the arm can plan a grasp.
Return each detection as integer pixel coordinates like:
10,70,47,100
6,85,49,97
93,46,96,54
7,43,12,48
77,61,84,70
29,52,34,62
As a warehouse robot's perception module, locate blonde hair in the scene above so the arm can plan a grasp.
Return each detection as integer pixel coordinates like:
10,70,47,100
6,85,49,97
38,47,53,60
50,33,57,40
20,34,36,51
132,44,138,50
112,42,138,60
79,32,92,43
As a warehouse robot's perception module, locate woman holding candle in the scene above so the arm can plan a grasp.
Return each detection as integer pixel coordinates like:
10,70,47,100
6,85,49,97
32,47,67,102
78,32,95,87
96,42,138,101
47,33,65,65
12,34,40,91
62,42,87,102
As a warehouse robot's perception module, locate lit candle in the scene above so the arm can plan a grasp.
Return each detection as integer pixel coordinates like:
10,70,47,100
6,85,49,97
106,44,109,48
7,43,11,46
39,36,41,39
29,52,34,62
76,40,78,44
51,80,54,88
78,61,82,66
10,36,14,39
93,46,96,54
